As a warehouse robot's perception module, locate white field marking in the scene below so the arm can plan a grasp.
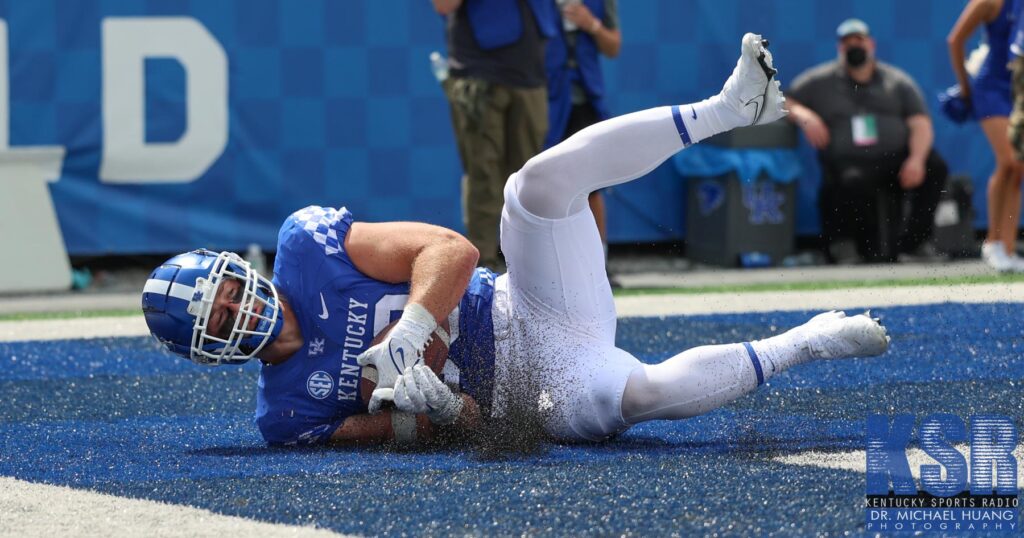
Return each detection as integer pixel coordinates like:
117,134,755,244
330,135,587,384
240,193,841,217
0,477,349,538
614,282,1024,318
0,315,151,342
2,282,1023,342
773,445,1024,480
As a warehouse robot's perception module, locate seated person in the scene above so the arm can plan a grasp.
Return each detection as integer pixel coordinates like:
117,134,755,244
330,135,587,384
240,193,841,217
786,19,948,263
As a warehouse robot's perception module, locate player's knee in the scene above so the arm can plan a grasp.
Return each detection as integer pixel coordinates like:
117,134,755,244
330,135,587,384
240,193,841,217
518,151,575,192
620,365,661,422
517,155,548,188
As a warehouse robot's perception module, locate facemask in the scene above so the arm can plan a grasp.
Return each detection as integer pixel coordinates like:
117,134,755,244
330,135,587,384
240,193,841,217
845,46,868,68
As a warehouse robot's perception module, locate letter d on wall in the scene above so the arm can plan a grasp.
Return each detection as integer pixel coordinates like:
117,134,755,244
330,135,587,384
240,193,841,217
101,18,227,183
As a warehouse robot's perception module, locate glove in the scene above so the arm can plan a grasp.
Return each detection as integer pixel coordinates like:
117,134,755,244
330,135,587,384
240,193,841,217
392,365,464,426
357,303,437,414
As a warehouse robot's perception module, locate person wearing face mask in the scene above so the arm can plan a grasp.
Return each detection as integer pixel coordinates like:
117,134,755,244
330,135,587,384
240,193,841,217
785,19,949,264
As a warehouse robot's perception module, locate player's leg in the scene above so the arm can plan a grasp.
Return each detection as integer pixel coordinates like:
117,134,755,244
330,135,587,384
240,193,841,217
501,34,785,331
514,33,785,221
619,311,889,423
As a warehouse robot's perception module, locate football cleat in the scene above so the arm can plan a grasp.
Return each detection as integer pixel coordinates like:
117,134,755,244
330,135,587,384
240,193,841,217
720,32,787,126
802,310,890,360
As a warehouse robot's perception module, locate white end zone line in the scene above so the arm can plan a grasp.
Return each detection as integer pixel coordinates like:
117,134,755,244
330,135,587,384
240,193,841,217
0,476,349,538
773,445,1024,481
1,282,1023,342
0,315,151,342
614,282,1024,318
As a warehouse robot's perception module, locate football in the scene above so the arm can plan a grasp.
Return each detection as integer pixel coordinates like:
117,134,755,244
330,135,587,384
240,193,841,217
359,317,451,405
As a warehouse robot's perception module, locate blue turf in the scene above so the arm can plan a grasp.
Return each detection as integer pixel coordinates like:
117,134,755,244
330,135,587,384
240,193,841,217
0,303,1021,535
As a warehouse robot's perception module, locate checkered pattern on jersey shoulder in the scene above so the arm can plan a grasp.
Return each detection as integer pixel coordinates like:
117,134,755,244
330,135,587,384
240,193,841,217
290,205,354,258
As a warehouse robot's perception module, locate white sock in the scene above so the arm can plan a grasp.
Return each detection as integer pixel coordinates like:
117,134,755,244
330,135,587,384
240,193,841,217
515,100,746,220
678,94,748,145
747,328,811,383
621,343,761,422
620,330,814,424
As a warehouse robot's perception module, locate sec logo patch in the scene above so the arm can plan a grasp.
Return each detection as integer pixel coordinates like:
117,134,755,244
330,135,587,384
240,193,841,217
306,371,334,400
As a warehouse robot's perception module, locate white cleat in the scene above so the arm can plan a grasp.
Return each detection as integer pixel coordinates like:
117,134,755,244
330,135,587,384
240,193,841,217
720,32,787,126
803,310,890,360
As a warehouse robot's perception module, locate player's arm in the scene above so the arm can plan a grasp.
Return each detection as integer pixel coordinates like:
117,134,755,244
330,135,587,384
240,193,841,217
346,221,478,325
347,221,479,411
328,394,482,447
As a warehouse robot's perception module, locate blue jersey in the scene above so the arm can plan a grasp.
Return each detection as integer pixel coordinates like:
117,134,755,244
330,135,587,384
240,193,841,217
255,206,496,445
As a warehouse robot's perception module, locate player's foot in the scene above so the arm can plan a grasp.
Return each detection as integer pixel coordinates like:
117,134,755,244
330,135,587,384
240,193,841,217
719,33,787,126
802,310,890,360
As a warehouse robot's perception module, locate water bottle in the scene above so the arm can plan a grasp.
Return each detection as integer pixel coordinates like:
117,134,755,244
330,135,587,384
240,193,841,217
430,51,449,83
245,243,267,276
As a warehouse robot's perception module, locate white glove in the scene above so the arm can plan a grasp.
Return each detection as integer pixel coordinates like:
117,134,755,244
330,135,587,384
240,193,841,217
392,365,464,426
357,303,436,414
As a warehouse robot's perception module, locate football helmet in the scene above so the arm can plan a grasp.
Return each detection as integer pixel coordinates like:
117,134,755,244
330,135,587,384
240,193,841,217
142,249,283,365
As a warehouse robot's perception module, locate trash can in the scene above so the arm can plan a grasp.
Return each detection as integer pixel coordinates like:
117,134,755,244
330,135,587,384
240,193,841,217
673,121,801,267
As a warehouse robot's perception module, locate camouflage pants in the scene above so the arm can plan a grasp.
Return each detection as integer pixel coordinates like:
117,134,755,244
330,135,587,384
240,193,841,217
444,77,548,271
1009,56,1024,161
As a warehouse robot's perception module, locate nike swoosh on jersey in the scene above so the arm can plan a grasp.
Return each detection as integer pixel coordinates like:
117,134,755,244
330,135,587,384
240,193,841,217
691,106,697,120
318,293,329,320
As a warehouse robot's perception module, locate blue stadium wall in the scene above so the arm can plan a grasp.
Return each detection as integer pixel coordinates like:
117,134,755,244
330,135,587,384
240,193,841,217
0,0,1000,255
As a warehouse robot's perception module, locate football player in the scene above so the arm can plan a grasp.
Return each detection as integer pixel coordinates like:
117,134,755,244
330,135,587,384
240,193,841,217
142,35,889,447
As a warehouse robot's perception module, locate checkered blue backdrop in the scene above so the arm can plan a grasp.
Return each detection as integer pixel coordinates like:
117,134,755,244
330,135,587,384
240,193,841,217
0,0,998,255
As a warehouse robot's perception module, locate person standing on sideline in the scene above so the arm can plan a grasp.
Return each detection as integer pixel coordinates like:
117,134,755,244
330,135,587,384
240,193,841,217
545,0,621,275
949,0,1024,272
433,0,560,272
